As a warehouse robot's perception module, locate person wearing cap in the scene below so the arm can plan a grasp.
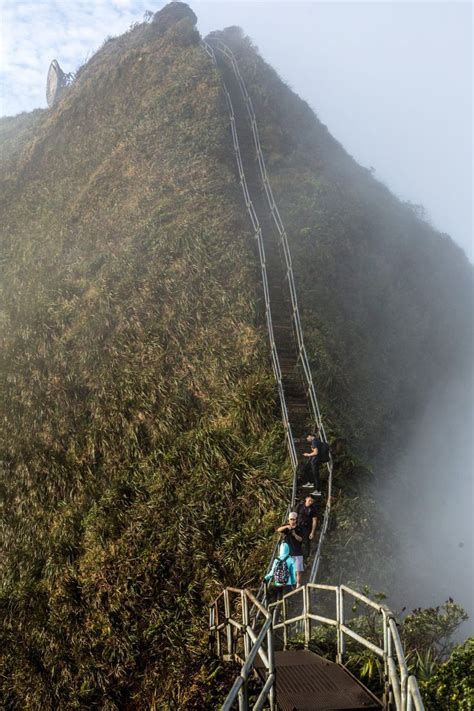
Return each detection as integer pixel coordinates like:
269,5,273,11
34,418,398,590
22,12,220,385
276,512,304,586
296,494,319,558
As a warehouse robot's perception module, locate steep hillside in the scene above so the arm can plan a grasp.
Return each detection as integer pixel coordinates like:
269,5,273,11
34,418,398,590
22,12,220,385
0,108,46,174
1,4,472,709
0,7,289,709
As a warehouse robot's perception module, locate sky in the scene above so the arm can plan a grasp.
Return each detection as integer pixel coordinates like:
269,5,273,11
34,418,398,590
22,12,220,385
0,0,472,260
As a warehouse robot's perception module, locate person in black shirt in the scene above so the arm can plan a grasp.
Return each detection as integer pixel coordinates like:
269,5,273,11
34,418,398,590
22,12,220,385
301,432,322,495
276,512,304,586
296,494,319,559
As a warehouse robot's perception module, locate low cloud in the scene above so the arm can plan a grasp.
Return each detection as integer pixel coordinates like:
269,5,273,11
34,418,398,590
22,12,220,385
379,368,474,636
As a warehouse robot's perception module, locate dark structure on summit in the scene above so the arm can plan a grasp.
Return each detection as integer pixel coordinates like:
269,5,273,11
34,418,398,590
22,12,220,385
46,59,74,107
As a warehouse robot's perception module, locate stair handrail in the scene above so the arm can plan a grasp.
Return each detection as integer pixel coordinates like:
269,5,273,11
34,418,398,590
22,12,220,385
202,40,299,506
207,38,333,581
211,584,425,711
209,587,276,710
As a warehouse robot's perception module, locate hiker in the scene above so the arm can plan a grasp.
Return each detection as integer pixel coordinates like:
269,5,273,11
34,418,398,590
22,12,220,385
264,539,296,608
296,494,319,558
276,512,304,586
301,431,322,495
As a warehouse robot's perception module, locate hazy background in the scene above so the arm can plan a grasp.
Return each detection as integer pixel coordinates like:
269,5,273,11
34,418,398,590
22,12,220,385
380,367,474,634
1,0,473,625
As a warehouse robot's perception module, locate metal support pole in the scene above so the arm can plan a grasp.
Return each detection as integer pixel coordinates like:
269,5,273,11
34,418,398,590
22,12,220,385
382,609,391,709
224,589,233,658
283,596,288,650
215,603,222,659
335,585,341,662
401,668,408,711
304,585,311,648
242,591,250,662
267,621,276,711
209,606,215,654
386,627,394,709
238,680,248,711
337,586,345,664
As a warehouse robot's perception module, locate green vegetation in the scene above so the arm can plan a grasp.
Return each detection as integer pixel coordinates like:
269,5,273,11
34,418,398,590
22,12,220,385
1,9,289,708
0,108,46,173
306,590,471,707
1,5,472,708
420,639,474,710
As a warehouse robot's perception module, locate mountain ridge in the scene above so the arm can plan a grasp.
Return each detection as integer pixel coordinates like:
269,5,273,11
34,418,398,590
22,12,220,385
1,4,472,708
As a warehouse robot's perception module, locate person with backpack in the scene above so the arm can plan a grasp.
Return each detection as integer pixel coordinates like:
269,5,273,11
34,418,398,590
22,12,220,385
264,539,296,607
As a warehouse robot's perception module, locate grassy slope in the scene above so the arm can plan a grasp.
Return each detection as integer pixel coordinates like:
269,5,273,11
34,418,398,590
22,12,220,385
0,109,46,173
0,13,289,709
2,10,473,709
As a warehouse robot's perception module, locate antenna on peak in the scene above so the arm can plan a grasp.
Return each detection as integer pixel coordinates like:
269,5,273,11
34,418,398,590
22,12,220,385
46,60,74,107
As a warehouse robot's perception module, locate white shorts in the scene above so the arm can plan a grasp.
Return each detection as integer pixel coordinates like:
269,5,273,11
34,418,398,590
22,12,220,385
293,555,304,572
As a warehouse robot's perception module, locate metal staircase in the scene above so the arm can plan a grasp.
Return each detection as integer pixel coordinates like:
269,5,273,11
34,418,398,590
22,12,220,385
209,585,424,711
202,37,333,585
201,38,424,710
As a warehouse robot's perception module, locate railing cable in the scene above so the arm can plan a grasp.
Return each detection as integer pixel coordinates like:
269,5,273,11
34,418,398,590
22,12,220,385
203,38,332,582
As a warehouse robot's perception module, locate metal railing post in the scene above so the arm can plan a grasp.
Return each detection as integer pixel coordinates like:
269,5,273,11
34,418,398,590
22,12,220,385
304,585,311,648
238,681,247,711
401,667,408,711
242,590,250,662
336,585,341,662
224,588,233,658
382,608,391,709
209,605,215,654
215,601,222,659
238,673,248,711
338,586,345,664
267,617,276,711
283,596,288,650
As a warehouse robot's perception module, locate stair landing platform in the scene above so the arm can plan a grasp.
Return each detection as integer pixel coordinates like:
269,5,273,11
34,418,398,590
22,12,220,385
256,649,382,711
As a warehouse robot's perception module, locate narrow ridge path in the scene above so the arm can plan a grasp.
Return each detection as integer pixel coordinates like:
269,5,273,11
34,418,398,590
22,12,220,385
214,51,314,504
210,46,326,591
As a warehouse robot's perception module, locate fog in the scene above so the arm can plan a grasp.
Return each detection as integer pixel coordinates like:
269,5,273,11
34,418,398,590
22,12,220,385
194,0,472,260
379,368,474,634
